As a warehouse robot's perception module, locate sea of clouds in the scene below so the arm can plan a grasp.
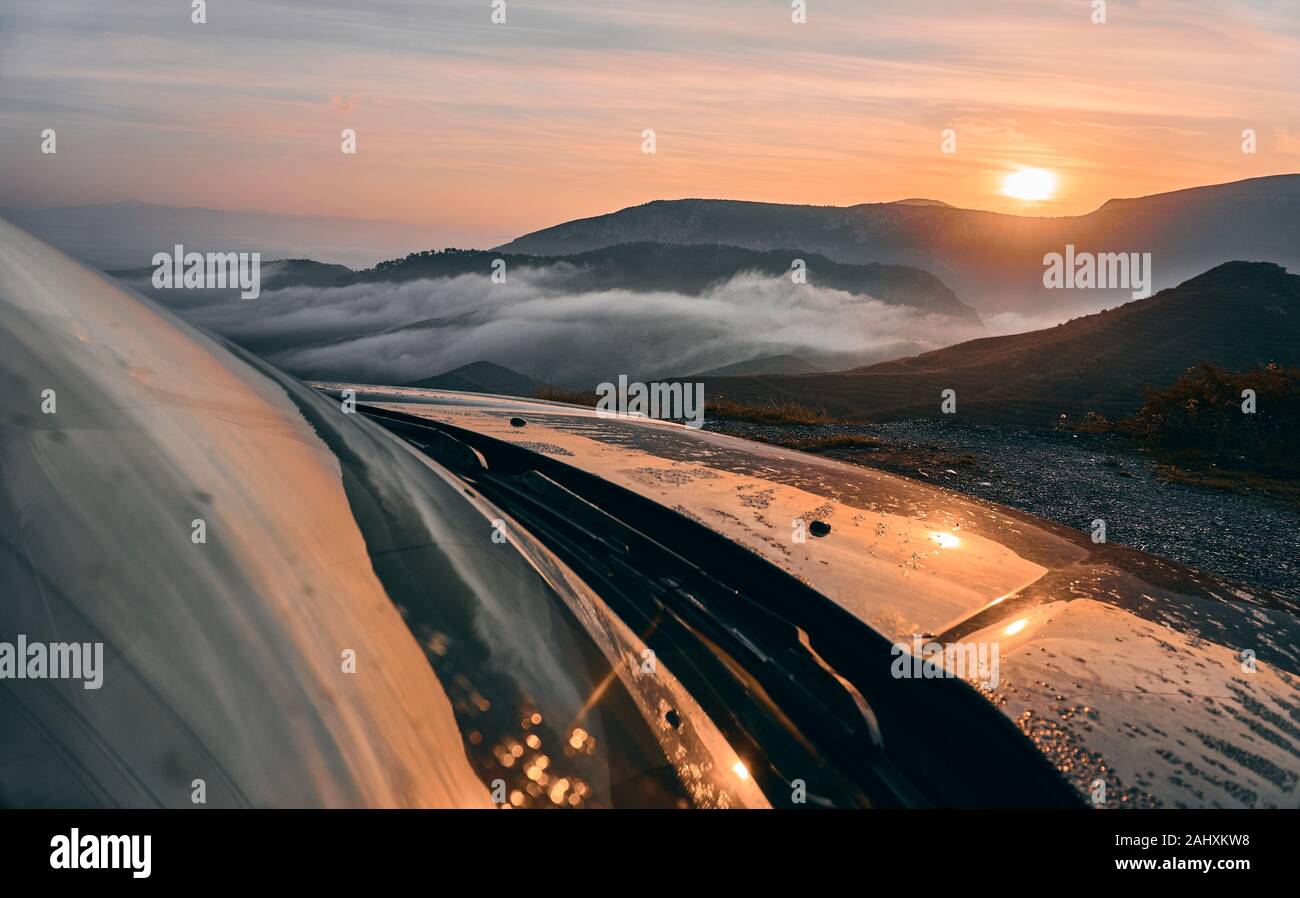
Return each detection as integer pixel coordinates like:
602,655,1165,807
152,267,1067,387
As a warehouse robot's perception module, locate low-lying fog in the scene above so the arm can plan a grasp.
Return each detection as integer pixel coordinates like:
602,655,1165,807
134,267,1078,387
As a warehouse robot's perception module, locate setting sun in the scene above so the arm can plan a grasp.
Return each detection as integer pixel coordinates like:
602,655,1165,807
1001,168,1058,202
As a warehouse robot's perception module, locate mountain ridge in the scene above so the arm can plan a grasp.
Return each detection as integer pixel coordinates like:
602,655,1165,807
109,241,980,321
401,360,543,396
496,175,1300,316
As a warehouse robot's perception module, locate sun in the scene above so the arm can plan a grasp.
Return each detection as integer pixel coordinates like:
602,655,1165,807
1001,167,1057,201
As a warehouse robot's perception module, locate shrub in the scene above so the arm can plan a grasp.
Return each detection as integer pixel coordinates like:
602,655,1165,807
1125,362,1300,476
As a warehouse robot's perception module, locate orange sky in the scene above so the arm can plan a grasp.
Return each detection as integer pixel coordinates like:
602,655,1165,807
2,0,1297,246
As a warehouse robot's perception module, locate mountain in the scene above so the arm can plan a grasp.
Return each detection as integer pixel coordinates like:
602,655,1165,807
106,257,355,292
107,240,980,321
358,243,974,320
496,175,1300,316
260,259,356,289
0,202,454,270
402,361,542,396
691,354,821,377
699,262,1300,425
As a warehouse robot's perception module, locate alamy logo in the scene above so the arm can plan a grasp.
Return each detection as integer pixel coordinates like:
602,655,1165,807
1043,244,1152,298
50,829,151,879
596,375,705,429
0,635,104,689
890,636,1000,688
152,244,261,299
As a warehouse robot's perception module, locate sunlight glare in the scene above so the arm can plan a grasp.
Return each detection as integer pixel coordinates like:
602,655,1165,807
930,531,962,549
1001,167,1057,201
1003,618,1029,636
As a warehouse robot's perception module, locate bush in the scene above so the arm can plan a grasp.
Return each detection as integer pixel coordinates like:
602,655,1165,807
1125,363,1300,476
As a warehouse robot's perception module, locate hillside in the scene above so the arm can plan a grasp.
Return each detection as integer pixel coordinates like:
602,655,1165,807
699,262,1300,425
402,361,542,396
692,354,821,377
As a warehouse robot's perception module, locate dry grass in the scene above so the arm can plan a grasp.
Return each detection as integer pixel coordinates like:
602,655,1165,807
532,384,600,406
705,396,836,425
1153,463,1300,503
763,433,884,453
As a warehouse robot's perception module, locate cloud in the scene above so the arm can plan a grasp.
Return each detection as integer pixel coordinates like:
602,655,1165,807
168,267,1036,386
3,0,1297,229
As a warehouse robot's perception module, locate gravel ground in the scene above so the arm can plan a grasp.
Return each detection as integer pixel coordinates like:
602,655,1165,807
706,418,1300,600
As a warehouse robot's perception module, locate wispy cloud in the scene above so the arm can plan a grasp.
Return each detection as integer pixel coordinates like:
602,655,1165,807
2,0,1296,243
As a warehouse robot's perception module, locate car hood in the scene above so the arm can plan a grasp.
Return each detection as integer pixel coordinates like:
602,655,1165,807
321,386,1300,809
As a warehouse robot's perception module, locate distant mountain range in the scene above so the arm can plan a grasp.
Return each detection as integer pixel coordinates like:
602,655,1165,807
0,201,453,270
27,176,1300,406
30,173,1300,325
370,243,975,319
697,261,1300,425
497,175,1300,316
108,241,979,321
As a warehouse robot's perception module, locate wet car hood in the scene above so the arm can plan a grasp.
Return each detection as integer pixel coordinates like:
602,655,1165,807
321,386,1300,809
